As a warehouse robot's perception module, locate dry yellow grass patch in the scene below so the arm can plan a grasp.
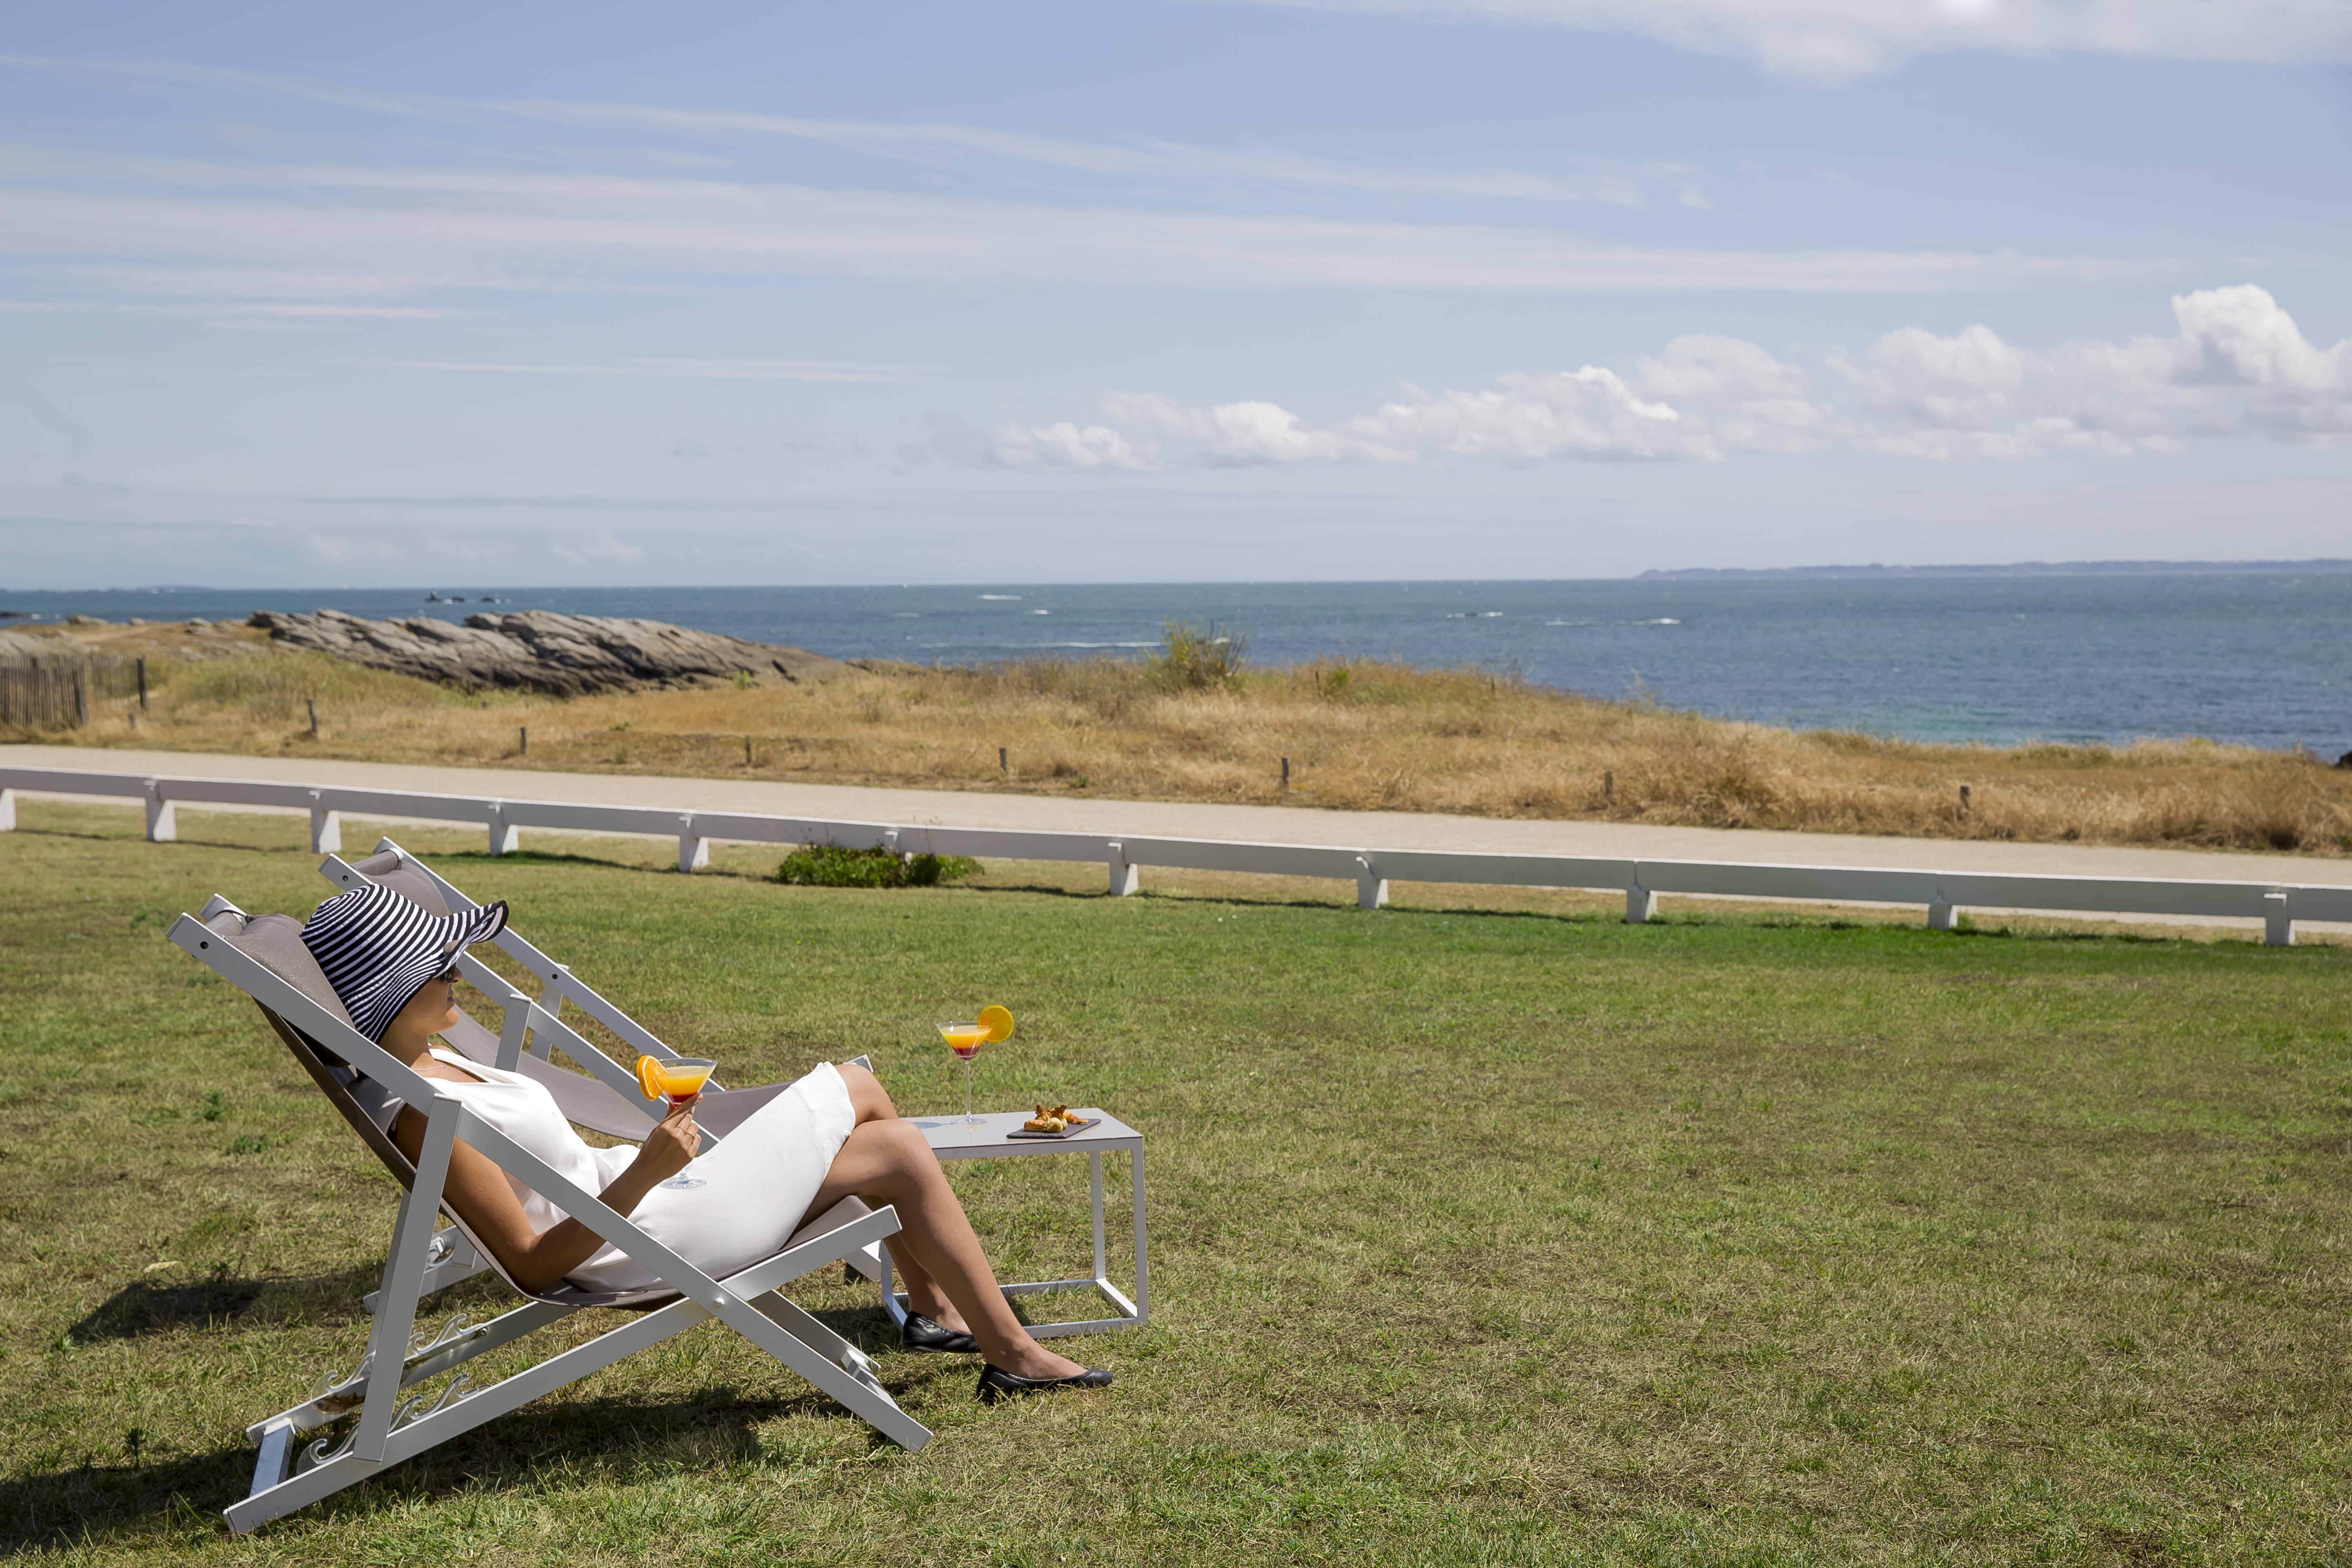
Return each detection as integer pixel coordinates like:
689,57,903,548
15,620,2352,858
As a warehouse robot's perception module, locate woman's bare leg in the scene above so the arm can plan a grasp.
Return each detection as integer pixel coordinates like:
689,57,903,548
830,1065,964,1330
812,1073,1087,1379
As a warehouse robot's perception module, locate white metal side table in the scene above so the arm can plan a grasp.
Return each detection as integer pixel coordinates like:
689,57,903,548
880,1109,1147,1340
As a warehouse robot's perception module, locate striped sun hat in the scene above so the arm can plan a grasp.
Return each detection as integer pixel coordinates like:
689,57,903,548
301,882,510,1042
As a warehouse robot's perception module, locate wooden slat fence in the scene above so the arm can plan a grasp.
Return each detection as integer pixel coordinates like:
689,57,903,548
0,657,143,730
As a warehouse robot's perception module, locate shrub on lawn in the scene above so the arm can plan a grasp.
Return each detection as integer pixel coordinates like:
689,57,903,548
775,844,982,888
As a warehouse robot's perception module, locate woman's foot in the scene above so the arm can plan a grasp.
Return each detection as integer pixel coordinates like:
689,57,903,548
900,1313,981,1355
977,1363,1113,1403
991,1340,1089,1381
902,1289,971,1337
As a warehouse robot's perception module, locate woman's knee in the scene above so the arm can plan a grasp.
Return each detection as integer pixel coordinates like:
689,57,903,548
844,1114,938,1168
838,1118,945,1200
836,1061,898,1123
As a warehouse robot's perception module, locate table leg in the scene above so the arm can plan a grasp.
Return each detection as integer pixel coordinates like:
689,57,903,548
1131,1146,1149,1322
878,1241,906,1327
1089,1151,1107,1287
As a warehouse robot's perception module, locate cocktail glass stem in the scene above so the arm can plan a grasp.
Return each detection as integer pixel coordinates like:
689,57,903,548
963,1056,976,1124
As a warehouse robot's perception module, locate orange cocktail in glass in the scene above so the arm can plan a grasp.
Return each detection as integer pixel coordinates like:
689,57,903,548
938,1006,1013,1127
635,1054,715,1110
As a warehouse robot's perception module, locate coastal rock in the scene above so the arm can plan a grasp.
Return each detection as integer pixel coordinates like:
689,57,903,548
246,608,846,697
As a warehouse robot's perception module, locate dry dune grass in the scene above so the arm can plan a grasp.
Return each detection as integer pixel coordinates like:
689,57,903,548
16,619,2352,857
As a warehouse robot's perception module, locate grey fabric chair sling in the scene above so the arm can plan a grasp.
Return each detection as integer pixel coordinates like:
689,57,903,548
174,898,930,1535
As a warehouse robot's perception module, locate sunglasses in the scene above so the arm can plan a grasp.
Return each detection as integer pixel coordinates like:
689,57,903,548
434,965,463,986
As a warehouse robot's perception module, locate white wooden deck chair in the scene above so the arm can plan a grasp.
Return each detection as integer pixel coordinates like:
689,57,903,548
171,899,932,1536
314,837,891,1295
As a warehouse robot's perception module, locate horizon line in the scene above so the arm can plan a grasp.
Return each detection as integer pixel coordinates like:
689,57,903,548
11,557,2352,597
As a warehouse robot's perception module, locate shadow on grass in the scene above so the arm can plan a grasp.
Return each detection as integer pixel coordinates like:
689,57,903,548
28,1283,940,1549
7,823,298,856
0,1446,252,1552
68,1273,269,1343
433,847,699,872
67,1260,441,1344
0,1379,915,1551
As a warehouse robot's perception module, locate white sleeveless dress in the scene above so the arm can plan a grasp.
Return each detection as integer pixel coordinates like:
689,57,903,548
421,1048,858,1292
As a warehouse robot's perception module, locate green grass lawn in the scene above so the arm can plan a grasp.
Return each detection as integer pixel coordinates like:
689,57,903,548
3,800,2350,1564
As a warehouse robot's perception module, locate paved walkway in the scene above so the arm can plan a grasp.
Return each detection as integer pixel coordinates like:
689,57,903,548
7,743,2346,890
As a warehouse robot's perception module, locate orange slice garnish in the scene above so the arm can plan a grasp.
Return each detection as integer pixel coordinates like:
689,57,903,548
635,1053,665,1100
978,1004,1014,1043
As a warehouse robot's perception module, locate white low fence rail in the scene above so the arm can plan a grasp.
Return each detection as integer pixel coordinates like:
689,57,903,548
1,764,2339,944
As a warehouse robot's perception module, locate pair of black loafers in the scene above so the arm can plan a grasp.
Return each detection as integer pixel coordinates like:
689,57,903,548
899,1313,1114,1401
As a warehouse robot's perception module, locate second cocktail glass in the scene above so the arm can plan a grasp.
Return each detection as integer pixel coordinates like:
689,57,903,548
937,1005,1014,1126
938,1023,989,1125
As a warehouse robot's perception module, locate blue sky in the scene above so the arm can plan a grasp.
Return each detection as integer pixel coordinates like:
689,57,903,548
3,0,2349,588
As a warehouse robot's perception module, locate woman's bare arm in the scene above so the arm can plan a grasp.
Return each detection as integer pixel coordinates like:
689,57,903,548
392,1100,701,1294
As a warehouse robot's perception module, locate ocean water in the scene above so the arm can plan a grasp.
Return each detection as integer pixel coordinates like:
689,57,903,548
8,575,2352,753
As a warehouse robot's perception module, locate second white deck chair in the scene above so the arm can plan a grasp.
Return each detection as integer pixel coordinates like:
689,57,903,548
173,899,932,1535
316,838,889,1295
321,838,792,1140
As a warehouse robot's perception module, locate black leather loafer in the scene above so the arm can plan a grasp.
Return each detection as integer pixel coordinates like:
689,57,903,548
900,1313,981,1355
977,1363,1114,1403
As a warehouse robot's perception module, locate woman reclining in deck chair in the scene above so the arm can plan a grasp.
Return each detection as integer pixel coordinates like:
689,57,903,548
303,880,1109,1403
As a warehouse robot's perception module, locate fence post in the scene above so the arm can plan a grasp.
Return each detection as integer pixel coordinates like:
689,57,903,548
73,666,88,728
2264,891,2294,947
308,791,342,855
143,778,176,842
1354,855,1388,911
1106,840,1139,896
678,814,709,873
1625,884,1656,923
0,787,13,832
1927,902,1958,931
486,803,519,856
137,657,148,710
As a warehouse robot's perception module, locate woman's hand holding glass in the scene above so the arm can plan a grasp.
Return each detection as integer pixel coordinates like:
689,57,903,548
629,1099,701,1187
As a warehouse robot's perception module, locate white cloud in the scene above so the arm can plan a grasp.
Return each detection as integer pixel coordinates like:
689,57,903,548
0,158,2155,301
225,303,482,320
1339,367,1691,461
348,356,934,383
550,526,644,565
1833,284,2352,457
497,100,1712,209
1218,0,2352,79
980,420,1160,473
0,379,89,455
0,54,1710,211
968,285,2352,471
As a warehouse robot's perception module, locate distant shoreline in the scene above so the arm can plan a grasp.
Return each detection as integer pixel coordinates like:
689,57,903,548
7,575,2350,753
17,559,2352,598
1638,559,2352,581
